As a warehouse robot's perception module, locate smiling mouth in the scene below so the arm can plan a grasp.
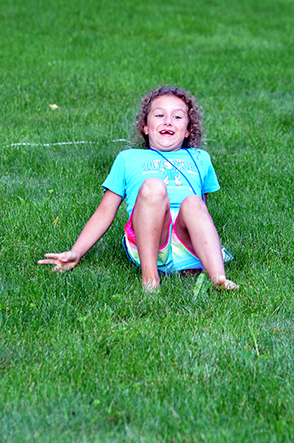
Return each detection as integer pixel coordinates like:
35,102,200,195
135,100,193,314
159,130,174,135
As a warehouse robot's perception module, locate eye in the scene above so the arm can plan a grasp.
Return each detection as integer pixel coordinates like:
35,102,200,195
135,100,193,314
173,115,182,119
155,113,164,118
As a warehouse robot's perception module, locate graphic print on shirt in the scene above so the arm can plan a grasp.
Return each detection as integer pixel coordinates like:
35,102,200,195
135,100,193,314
141,158,200,188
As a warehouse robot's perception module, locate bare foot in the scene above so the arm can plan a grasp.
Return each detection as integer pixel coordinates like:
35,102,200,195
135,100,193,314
214,275,239,290
142,279,160,293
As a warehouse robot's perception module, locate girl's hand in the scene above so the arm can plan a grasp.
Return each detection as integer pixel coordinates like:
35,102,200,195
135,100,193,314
38,251,80,272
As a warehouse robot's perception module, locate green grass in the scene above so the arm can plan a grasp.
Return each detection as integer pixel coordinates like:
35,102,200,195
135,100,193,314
1,0,294,441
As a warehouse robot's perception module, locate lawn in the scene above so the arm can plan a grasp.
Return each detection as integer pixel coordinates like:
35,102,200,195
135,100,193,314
1,0,294,441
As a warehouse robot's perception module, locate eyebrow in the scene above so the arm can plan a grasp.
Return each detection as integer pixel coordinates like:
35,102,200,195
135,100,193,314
151,107,186,113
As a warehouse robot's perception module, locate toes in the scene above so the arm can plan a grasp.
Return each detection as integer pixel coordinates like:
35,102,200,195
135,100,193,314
224,279,239,290
143,280,160,293
214,276,239,290
227,280,239,290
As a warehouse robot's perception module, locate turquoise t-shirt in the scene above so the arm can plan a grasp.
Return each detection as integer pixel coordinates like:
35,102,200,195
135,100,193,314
102,148,220,216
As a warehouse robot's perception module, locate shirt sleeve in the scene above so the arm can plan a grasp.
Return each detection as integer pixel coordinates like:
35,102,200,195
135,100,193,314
101,153,126,199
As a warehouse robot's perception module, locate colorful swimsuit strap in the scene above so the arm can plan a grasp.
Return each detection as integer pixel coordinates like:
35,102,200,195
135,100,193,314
148,147,206,204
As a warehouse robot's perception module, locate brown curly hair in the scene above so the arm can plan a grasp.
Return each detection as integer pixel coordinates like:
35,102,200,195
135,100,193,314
135,86,202,149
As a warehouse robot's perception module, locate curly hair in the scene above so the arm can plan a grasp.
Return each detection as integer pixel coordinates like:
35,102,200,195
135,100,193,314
135,86,202,149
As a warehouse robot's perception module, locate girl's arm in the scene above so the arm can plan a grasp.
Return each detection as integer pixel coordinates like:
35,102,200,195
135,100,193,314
38,189,123,272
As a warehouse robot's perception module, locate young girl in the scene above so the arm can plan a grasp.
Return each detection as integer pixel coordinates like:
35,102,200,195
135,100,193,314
38,86,238,291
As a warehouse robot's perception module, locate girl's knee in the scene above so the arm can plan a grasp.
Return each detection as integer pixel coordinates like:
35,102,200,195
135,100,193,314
138,178,168,201
180,195,207,215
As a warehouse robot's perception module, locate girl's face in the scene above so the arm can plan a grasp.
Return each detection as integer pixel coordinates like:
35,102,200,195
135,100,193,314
144,95,190,152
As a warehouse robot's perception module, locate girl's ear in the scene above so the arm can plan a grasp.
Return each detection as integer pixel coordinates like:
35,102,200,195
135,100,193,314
143,125,148,135
185,129,190,138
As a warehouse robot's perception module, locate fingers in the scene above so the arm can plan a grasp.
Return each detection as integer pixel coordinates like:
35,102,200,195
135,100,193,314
38,251,77,264
43,253,69,262
38,259,74,272
37,258,59,265
37,258,65,272
51,265,61,273
53,263,73,272
37,251,79,272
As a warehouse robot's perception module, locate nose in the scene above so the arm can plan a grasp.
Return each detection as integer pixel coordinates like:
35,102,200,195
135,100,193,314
164,115,172,126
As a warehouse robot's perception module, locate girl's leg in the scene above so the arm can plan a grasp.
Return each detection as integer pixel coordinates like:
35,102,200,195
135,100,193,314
176,195,238,290
132,178,171,290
